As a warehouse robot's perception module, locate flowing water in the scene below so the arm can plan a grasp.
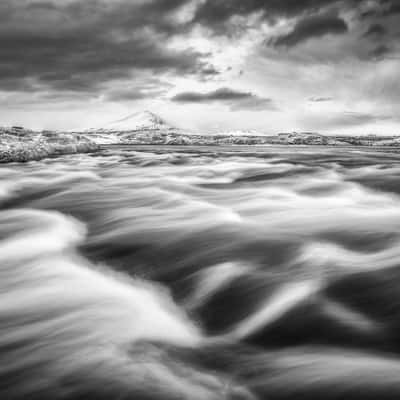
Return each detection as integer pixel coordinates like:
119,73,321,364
2,145,400,399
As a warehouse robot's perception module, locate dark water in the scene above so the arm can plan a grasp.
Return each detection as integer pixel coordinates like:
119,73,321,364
2,145,400,399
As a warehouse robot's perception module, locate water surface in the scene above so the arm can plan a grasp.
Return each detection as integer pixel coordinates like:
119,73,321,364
2,145,400,399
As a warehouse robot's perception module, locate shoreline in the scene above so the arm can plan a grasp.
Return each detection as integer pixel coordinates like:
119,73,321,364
0,130,99,163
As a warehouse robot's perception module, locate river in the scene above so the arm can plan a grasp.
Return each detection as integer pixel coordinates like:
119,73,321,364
2,145,400,399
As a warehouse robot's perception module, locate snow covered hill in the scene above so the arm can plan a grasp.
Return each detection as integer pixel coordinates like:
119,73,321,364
93,111,176,133
213,129,266,137
84,111,181,144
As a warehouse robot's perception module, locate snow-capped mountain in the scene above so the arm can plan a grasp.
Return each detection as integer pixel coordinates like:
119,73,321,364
83,110,181,144
94,111,176,132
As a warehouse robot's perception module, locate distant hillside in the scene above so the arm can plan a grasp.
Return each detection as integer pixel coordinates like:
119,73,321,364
275,132,346,145
3,113,399,164
214,129,266,137
79,110,400,146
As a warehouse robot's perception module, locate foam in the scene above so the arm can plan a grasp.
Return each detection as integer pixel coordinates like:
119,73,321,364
0,209,207,398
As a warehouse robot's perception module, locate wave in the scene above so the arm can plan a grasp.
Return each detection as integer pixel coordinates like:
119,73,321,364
0,209,247,399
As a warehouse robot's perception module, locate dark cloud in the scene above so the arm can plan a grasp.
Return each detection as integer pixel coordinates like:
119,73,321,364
193,0,346,30
172,88,252,102
369,44,391,59
171,87,275,111
309,97,333,102
360,0,400,17
106,90,156,102
192,0,398,65
363,23,386,38
328,111,393,127
0,0,213,93
105,79,173,102
272,13,348,48
380,0,400,16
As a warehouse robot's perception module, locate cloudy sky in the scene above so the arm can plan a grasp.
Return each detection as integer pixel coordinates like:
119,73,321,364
1,0,400,134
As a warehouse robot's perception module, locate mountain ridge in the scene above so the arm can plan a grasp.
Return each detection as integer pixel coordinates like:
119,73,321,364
4,111,399,147
81,110,400,146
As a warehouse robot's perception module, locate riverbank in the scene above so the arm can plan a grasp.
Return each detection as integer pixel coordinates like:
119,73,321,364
0,128,99,163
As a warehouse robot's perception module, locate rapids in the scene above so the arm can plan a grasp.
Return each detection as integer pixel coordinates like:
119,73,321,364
2,145,400,399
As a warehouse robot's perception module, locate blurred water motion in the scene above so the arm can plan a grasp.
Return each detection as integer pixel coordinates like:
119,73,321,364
2,145,400,399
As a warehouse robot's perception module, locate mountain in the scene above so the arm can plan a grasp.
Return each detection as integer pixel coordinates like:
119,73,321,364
81,111,400,146
95,111,176,132
83,111,182,144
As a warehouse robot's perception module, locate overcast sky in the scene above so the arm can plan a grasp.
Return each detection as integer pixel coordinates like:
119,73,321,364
1,0,400,134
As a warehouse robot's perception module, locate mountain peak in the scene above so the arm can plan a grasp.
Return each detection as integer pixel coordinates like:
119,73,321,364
99,110,174,132
115,110,165,125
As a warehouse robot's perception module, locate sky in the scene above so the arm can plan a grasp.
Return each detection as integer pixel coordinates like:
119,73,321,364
0,0,400,135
